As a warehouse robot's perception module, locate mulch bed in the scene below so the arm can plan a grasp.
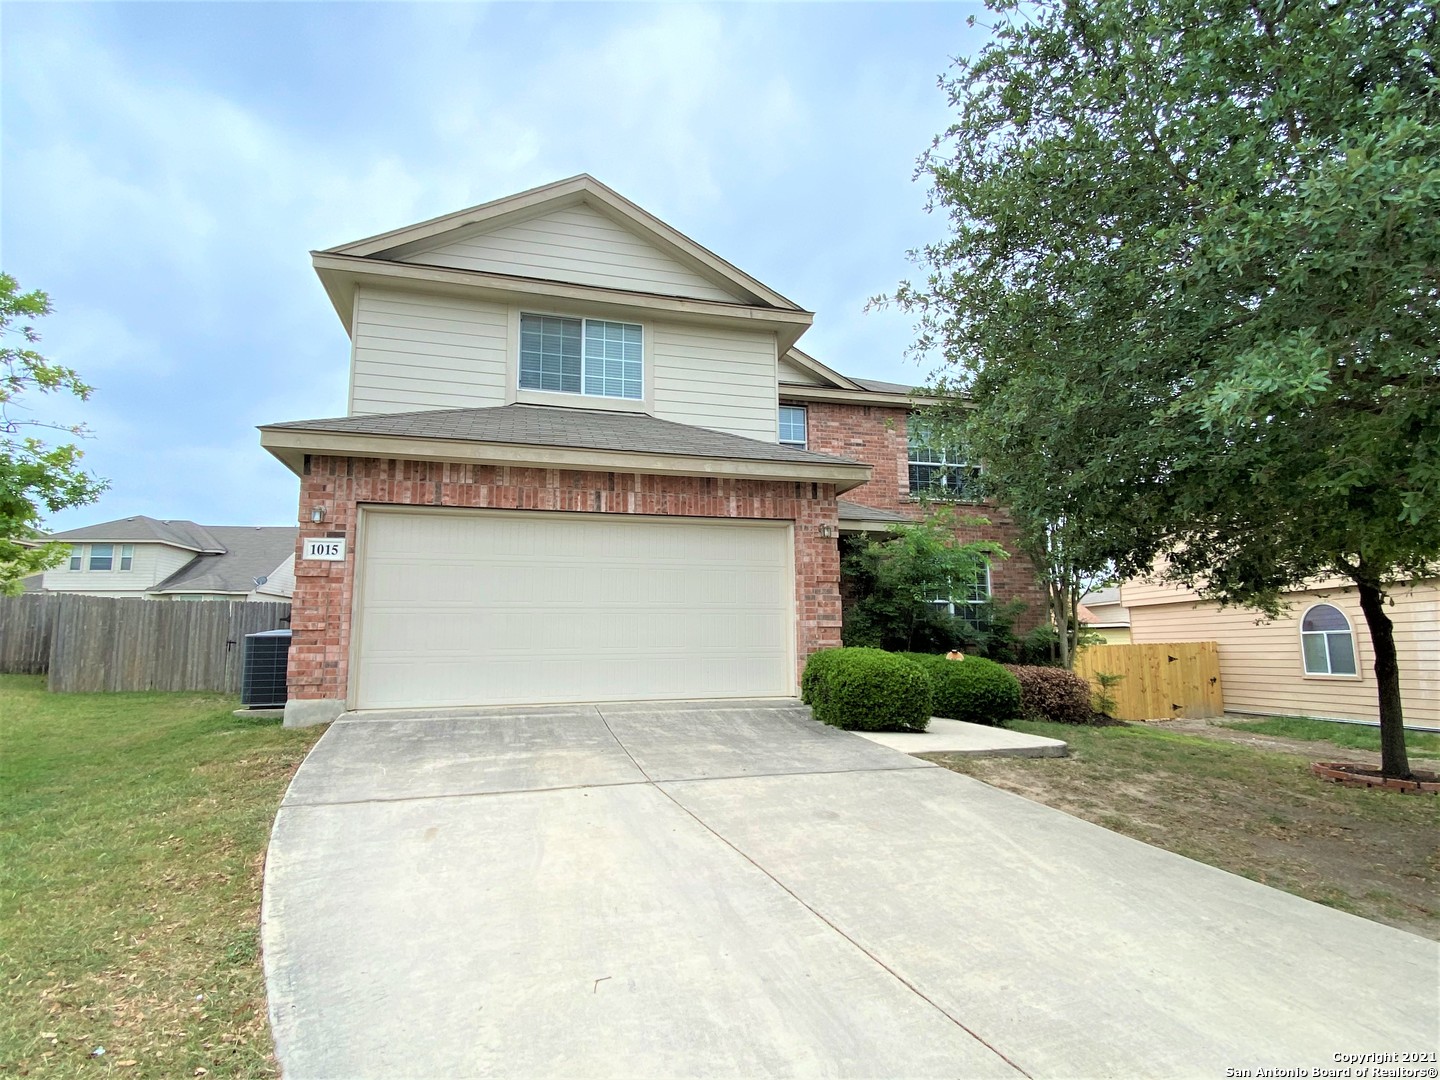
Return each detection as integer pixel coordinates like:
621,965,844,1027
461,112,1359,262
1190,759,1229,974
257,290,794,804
1311,761,1440,794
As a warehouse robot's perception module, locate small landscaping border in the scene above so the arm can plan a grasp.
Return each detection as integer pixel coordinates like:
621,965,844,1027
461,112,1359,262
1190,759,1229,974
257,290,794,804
1310,761,1440,794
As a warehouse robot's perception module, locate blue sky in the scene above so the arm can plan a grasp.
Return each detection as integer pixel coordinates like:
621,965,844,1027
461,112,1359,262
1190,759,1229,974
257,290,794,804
2,2,988,529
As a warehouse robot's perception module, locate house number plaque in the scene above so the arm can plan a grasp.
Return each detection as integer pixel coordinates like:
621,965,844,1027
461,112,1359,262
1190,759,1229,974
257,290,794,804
303,537,347,561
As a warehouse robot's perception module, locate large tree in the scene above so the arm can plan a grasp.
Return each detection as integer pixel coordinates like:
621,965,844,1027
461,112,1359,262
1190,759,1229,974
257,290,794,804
891,0,1439,777
1,274,107,593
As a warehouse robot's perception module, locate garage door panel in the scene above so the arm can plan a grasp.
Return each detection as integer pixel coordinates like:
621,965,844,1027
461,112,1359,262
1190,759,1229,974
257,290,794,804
354,510,794,709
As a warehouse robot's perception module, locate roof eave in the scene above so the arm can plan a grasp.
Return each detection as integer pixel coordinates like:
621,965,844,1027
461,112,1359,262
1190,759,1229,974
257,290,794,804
258,426,873,494
778,384,948,408
312,253,815,354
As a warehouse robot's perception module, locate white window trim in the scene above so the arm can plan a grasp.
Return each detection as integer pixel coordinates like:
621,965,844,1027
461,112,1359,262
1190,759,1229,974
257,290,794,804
88,543,115,572
930,563,993,630
507,307,652,413
779,404,808,449
1299,602,1361,679
69,544,83,571
907,419,982,502
119,544,134,571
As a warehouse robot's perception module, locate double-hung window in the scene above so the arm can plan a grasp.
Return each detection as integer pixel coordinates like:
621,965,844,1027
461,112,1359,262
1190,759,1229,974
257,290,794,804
69,545,83,571
89,543,114,571
931,564,993,631
908,419,981,501
119,544,134,571
519,313,643,400
779,405,808,449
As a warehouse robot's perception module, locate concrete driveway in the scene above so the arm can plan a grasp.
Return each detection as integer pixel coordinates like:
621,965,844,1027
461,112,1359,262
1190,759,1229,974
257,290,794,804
263,701,1439,1080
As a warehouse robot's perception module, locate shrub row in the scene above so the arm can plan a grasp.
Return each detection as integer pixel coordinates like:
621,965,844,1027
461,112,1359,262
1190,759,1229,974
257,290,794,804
802,648,932,732
1003,664,1094,724
899,654,1021,726
802,649,1025,732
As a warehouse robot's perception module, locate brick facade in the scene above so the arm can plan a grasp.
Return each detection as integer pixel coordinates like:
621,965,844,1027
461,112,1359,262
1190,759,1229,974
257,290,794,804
288,456,841,704
799,399,1047,629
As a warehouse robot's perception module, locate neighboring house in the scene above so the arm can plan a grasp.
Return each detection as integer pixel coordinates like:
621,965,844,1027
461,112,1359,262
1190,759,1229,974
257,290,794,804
34,517,298,601
260,175,1041,726
1122,576,1439,729
1079,586,1132,645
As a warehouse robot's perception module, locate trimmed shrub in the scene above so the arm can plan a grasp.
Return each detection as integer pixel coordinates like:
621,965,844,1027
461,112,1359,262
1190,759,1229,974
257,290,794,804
901,654,1021,726
806,648,932,732
801,647,849,709
1004,664,1094,724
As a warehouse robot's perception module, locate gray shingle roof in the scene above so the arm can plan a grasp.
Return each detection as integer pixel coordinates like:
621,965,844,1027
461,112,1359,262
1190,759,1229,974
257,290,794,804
265,403,863,468
152,527,298,595
851,377,920,395
837,500,915,524
42,516,226,552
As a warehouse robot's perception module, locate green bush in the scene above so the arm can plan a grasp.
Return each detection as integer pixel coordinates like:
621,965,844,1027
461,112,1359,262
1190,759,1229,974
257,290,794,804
804,648,932,732
900,653,1021,725
1003,664,1094,723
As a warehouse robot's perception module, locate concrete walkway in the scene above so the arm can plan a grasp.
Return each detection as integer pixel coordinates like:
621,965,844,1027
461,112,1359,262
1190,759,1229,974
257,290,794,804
263,700,1439,1080
853,716,1068,756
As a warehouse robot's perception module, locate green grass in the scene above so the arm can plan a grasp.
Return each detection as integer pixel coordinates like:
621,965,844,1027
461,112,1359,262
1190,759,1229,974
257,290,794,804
0,675,323,1077
927,720,1440,939
1221,714,1440,758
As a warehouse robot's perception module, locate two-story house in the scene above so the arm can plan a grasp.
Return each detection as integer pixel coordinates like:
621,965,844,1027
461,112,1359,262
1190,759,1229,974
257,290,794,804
260,176,1040,727
32,516,297,601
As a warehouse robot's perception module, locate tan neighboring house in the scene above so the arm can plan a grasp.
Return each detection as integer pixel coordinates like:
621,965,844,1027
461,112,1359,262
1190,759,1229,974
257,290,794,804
34,516,297,601
1122,576,1439,729
1079,586,1132,645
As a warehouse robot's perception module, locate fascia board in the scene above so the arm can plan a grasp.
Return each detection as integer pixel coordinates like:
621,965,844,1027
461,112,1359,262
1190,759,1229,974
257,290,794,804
783,348,863,391
312,253,815,349
258,427,873,494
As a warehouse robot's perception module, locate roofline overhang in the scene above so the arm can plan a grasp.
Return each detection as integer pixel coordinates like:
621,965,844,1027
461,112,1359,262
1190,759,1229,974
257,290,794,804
320,175,805,312
778,384,948,408
782,348,863,392
258,427,873,494
312,253,816,354
19,536,212,554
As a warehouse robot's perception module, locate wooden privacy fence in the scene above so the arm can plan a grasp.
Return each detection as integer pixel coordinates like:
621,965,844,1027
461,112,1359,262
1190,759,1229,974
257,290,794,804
1074,641,1224,720
0,594,291,693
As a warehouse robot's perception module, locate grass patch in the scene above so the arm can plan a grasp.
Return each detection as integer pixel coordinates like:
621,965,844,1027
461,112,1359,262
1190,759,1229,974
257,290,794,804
926,720,1440,940
0,675,323,1077
1221,715,1440,758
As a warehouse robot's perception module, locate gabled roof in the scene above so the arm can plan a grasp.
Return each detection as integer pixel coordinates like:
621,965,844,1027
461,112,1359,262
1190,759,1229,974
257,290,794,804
320,174,803,312
42,516,226,553
151,527,298,595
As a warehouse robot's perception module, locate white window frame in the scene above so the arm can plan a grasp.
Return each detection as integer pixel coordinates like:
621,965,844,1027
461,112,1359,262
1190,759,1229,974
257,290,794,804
516,311,644,402
1300,603,1359,677
779,404,807,449
930,563,993,631
69,545,83,571
907,419,982,502
89,543,114,572
119,544,134,571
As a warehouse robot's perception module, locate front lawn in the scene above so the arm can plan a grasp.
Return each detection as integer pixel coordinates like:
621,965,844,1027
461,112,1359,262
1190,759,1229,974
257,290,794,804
1220,714,1440,758
927,720,1440,940
0,675,323,1077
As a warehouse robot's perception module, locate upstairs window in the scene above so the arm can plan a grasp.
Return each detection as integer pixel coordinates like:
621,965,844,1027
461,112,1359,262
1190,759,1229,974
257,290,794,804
519,313,642,400
119,544,134,571
1301,604,1357,676
89,543,114,571
908,419,981,501
779,405,808,449
69,545,83,571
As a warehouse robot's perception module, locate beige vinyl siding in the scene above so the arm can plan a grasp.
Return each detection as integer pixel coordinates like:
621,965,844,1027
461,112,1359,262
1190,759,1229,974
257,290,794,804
251,553,296,601
349,288,509,415
42,543,196,594
1126,581,1439,727
395,203,742,303
650,322,778,440
778,356,830,386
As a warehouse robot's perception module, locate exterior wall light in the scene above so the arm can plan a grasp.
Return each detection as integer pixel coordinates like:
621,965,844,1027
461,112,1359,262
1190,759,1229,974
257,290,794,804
310,506,326,524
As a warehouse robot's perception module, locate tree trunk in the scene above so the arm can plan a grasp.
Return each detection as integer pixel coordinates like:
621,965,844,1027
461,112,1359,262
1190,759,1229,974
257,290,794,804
1354,576,1411,780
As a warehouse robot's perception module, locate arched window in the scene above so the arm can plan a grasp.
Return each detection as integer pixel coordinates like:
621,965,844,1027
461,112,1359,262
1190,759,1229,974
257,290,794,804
1300,604,1357,676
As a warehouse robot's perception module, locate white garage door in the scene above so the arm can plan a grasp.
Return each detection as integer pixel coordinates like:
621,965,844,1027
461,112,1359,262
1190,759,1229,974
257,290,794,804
352,509,795,710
